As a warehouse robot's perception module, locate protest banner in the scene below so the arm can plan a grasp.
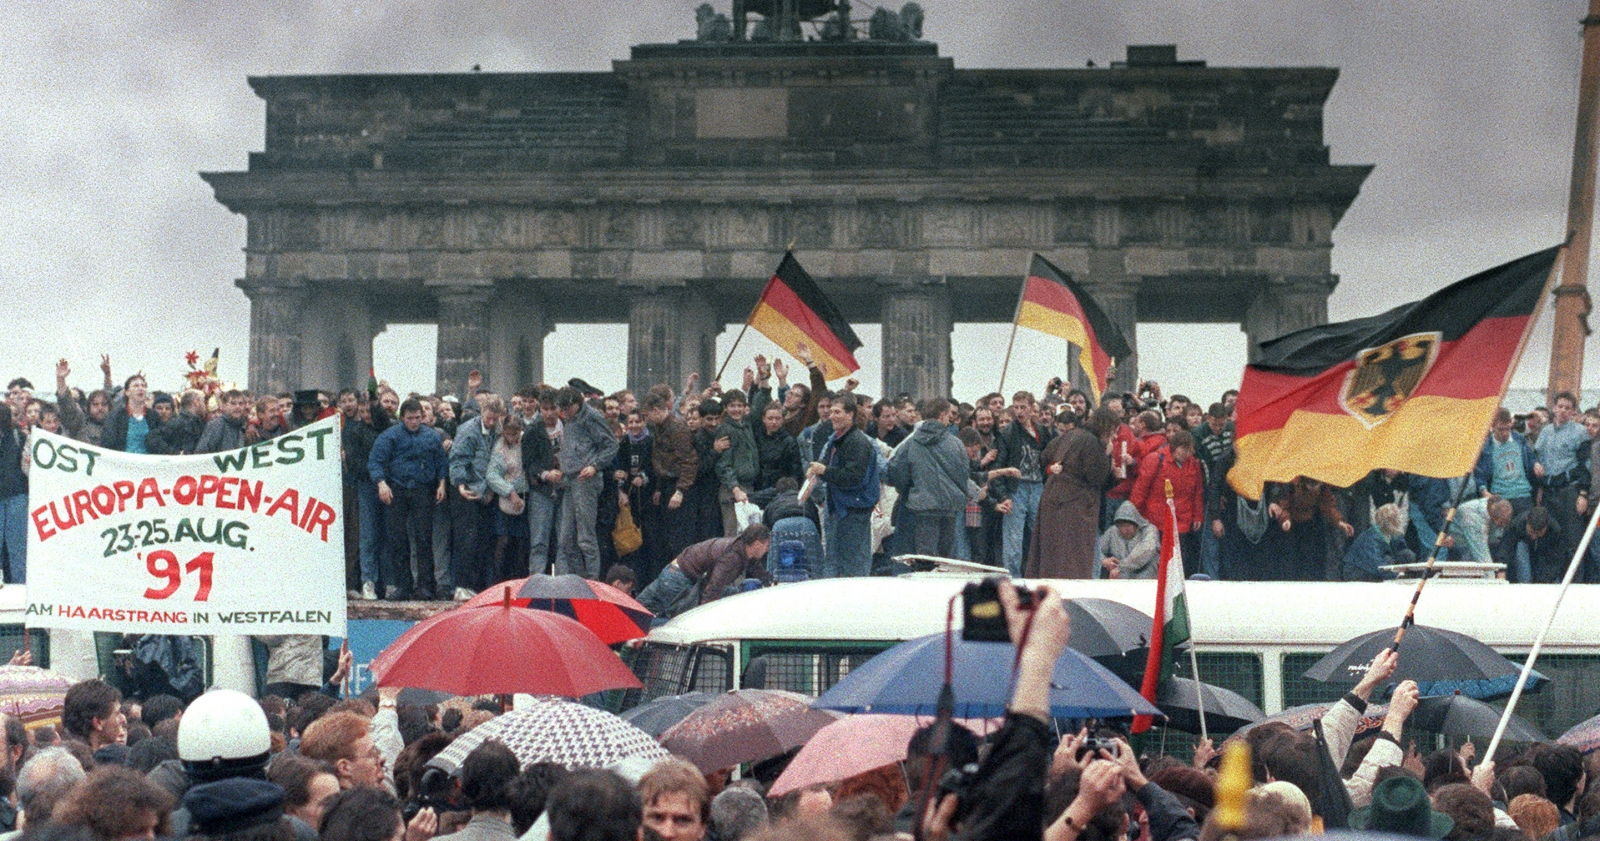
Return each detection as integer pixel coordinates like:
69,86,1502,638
23,417,347,636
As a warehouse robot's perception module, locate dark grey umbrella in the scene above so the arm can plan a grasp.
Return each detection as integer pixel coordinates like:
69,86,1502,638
1155,677,1265,735
1064,598,1154,685
1410,694,1546,743
618,691,718,737
1302,625,1546,700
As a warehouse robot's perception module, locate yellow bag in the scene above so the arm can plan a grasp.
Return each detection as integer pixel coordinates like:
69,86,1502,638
613,499,644,557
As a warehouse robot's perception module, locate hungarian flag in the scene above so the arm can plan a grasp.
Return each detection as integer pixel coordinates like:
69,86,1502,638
748,253,863,381
1015,255,1132,402
1228,246,1561,500
1132,482,1191,735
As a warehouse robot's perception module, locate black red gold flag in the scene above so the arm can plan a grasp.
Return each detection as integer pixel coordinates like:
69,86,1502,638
748,253,863,381
1228,246,1562,499
1016,255,1132,402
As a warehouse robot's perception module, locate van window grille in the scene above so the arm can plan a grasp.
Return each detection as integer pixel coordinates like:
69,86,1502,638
1281,652,1344,709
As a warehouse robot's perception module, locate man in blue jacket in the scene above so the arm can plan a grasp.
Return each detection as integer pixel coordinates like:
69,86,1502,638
806,401,877,578
369,398,448,600
447,394,505,599
1474,408,1542,522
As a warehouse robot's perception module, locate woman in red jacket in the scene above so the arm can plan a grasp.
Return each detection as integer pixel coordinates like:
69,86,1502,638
1129,429,1206,564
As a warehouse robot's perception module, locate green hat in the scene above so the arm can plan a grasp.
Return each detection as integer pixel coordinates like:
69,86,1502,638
1349,776,1453,838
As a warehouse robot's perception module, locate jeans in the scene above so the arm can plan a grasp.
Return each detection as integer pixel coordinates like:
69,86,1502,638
430,501,453,593
636,565,698,618
556,475,603,579
1002,481,1043,576
382,485,435,598
953,522,972,561
450,490,496,592
0,494,26,584
822,507,872,578
526,492,557,575
906,510,959,557
1513,543,1534,585
356,479,384,586
1199,525,1222,579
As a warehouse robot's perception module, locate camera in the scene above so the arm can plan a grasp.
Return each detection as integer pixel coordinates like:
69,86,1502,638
1075,737,1120,761
961,576,1038,642
402,765,463,821
936,761,983,824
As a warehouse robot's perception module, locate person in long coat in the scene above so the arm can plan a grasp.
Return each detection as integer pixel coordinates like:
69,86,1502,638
1027,407,1116,578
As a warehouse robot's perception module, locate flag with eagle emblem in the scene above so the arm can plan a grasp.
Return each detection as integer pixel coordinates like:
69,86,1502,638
1228,246,1561,500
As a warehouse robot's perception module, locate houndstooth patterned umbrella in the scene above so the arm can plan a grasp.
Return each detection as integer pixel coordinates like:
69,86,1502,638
428,700,670,772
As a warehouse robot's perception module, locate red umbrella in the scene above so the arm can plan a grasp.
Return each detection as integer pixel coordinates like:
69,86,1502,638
369,596,642,697
769,714,986,797
463,576,653,645
659,689,841,773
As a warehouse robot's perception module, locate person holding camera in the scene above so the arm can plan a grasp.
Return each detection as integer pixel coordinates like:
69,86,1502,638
432,742,520,841
921,583,1070,841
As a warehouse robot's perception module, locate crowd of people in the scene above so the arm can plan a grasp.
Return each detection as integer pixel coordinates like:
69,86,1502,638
1,350,1596,604
0,588,1594,841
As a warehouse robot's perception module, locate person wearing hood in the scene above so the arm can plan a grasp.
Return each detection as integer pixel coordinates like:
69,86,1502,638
1097,501,1161,579
885,397,979,557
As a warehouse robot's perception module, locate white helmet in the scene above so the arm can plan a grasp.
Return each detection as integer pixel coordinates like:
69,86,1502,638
178,689,272,781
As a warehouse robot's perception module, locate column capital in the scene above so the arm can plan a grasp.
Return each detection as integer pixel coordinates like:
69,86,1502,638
426,280,495,305
874,274,947,291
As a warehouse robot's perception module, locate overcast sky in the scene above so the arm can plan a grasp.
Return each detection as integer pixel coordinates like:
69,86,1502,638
0,1,1591,408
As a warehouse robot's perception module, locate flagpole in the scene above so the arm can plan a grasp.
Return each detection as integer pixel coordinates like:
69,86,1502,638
1483,505,1599,764
713,320,756,385
1167,478,1208,743
1547,0,1600,401
1388,474,1476,650
1187,645,1209,743
997,274,1028,395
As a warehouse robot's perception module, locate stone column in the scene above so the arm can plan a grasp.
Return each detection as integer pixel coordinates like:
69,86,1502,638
627,288,722,395
242,282,308,394
488,286,550,393
1084,248,1139,395
1243,275,1336,362
880,279,952,399
432,284,493,396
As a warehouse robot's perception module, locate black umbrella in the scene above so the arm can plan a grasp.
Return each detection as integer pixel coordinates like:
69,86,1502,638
1302,625,1546,700
1064,597,1154,684
1410,694,1546,743
618,692,718,737
1155,677,1266,735
356,685,455,706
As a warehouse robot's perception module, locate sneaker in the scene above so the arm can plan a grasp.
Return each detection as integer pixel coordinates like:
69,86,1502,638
361,582,377,601
453,587,476,602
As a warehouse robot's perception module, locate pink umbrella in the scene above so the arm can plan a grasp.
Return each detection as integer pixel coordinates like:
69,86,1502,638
769,715,985,797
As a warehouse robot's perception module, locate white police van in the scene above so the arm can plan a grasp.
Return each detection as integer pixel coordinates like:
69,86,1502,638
623,574,1600,739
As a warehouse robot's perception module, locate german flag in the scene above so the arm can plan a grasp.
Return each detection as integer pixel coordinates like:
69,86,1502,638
748,253,863,381
1228,246,1562,500
1015,255,1132,402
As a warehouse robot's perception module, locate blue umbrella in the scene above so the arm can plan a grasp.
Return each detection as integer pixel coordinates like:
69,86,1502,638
812,632,1162,719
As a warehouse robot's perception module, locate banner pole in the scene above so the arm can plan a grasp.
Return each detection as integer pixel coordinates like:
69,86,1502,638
1482,506,1598,763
